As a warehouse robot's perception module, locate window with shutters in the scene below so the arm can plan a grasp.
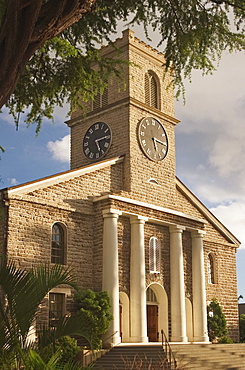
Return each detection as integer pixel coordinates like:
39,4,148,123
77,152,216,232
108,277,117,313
49,293,65,328
149,237,160,273
92,87,108,110
51,223,66,265
145,72,159,109
207,253,216,284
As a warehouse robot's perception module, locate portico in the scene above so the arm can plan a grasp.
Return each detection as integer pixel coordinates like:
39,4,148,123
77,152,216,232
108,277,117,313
98,195,209,345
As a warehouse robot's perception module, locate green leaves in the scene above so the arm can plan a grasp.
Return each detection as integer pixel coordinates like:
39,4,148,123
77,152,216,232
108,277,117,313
74,289,113,349
207,298,228,342
6,34,127,134
0,258,111,368
2,0,245,129
0,259,79,361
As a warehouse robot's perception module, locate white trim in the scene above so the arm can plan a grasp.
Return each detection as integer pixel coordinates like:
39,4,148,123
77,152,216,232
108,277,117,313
93,194,206,224
49,287,72,296
6,156,124,196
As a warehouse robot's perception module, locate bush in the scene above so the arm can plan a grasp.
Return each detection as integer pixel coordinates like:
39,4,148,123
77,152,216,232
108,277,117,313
74,289,113,349
218,336,234,344
239,314,245,342
207,298,228,342
40,336,81,365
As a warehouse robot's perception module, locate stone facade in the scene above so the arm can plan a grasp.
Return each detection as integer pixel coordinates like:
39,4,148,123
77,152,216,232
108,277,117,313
0,30,240,343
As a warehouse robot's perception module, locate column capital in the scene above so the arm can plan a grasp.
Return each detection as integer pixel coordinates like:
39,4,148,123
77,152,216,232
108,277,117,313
191,229,206,238
130,215,148,224
102,209,122,218
169,225,186,234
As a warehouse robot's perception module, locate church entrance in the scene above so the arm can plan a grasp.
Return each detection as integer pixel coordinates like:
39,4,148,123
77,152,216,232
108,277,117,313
146,284,168,342
147,304,158,341
146,287,159,342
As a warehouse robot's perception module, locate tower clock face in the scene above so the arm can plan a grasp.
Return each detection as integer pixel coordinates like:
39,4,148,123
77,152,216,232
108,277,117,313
138,117,168,161
83,122,112,160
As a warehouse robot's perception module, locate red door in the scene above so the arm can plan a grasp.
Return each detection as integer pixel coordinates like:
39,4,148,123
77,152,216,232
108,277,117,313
147,305,158,342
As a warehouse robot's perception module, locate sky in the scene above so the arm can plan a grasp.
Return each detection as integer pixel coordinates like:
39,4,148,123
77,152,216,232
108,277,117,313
0,25,245,301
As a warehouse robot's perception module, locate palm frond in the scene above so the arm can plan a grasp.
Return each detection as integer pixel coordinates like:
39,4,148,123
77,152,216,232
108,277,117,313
38,313,94,350
0,258,80,357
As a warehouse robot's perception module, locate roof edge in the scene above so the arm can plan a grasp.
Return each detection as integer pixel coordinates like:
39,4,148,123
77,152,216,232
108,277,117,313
176,177,240,246
3,155,124,196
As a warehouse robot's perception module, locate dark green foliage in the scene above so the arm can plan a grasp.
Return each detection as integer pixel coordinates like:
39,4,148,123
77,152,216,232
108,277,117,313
6,39,127,134
0,258,96,368
39,336,80,366
207,298,228,342
1,1,245,130
218,336,234,343
239,314,245,342
74,289,113,349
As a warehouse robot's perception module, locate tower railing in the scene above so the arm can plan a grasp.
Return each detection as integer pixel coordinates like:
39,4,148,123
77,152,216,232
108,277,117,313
161,329,177,369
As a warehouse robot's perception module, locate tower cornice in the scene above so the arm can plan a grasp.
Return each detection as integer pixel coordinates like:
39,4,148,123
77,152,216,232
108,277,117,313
66,96,180,128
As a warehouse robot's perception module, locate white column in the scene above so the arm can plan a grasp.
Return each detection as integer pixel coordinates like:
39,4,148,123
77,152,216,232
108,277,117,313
102,209,122,345
130,215,148,343
192,230,209,342
170,225,188,342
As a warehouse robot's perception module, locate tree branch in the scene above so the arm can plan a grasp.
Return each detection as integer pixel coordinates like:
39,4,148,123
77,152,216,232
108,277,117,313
0,0,97,109
210,0,245,10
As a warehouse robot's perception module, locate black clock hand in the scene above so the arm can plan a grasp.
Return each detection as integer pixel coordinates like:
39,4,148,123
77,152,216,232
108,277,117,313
95,135,110,150
152,137,158,150
154,138,167,146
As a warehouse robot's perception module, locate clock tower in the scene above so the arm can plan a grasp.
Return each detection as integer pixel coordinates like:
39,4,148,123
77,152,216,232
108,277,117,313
67,29,180,209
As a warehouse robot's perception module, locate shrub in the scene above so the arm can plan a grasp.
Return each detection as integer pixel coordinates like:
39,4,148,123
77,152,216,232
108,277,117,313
74,289,113,349
239,314,245,342
40,336,81,365
218,336,234,344
207,298,228,342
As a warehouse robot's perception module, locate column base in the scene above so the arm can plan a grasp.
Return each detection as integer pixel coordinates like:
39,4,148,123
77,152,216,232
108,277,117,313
103,334,121,347
130,336,148,343
193,335,210,343
170,336,188,343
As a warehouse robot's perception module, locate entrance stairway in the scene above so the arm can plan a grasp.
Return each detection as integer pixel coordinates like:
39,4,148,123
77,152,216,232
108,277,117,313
92,344,169,369
171,343,245,370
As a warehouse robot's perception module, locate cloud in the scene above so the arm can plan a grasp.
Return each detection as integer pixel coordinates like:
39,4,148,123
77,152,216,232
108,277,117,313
175,49,245,206
209,133,245,178
47,134,70,163
8,178,19,186
42,103,70,127
1,107,17,126
210,202,245,249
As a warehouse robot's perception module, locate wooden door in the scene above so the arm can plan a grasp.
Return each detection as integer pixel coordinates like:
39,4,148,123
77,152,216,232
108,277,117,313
147,305,158,342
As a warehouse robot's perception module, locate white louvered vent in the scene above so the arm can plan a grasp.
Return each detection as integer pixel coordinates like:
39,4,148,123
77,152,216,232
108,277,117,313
149,237,160,273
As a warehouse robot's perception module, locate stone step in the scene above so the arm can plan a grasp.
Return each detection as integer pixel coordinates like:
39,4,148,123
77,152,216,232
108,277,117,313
171,343,245,370
93,344,170,370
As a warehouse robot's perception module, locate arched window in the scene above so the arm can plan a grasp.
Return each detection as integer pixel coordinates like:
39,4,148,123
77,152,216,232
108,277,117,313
149,237,160,273
145,72,159,109
208,253,215,284
51,223,65,264
146,287,158,303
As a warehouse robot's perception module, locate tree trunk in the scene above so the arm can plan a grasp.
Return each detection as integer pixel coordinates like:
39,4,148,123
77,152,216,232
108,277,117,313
0,0,97,109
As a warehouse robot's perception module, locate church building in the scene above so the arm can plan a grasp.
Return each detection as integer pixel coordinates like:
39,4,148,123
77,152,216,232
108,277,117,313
0,29,240,344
